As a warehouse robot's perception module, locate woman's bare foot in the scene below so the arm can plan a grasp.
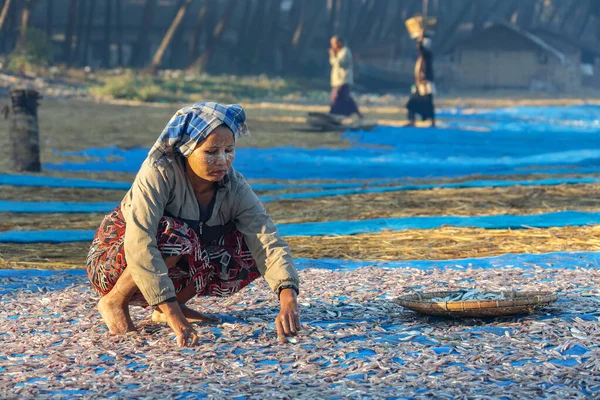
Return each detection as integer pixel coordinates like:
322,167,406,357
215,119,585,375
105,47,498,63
98,295,136,334
151,304,220,324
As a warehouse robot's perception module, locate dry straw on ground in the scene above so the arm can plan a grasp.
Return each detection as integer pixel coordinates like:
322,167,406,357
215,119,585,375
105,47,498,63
3,182,600,231
265,183,600,223
287,226,600,261
2,226,599,270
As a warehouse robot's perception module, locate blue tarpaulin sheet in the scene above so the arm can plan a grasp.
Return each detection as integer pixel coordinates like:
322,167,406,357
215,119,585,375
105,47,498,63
0,200,118,213
0,251,598,279
42,106,600,180
1,211,598,242
0,174,132,190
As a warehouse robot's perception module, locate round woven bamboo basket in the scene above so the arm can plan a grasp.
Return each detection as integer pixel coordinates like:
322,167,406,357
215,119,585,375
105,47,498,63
396,290,560,318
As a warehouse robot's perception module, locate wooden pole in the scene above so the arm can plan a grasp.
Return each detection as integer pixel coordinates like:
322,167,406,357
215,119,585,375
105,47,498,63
8,88,41,172
149,0,192,71
0,0,12,35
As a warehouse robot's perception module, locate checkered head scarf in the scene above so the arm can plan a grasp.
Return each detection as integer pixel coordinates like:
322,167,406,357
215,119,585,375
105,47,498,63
148,102,250,163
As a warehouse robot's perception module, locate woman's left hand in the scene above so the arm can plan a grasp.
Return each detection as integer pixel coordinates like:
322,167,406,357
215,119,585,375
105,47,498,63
275,288,301,343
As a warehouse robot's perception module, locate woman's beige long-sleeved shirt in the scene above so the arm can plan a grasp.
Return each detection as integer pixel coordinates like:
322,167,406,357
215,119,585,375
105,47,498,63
120,155,299,306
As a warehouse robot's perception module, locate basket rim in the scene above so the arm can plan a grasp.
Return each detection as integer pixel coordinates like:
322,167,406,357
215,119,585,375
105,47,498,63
396,290,560,312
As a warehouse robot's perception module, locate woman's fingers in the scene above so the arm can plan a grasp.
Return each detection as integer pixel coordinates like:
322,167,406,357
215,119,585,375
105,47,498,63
293,311,301,332
286,313,297,335
177,327,198,347
276,317,287,344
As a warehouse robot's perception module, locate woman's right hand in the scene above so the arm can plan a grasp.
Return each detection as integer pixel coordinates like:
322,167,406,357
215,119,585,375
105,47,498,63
157,301,199,347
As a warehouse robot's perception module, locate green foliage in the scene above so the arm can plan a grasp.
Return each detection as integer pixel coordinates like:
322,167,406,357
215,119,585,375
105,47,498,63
89,72,180,102
89,72,327,103
7,27,57,74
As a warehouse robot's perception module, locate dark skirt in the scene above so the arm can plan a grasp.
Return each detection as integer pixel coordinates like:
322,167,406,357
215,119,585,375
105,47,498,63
86,206,260,306
330,84,360,116
406,93,435,121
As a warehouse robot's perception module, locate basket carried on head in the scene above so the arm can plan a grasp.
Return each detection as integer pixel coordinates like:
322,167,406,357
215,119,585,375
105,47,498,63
396,290,559,318
405,16,437,39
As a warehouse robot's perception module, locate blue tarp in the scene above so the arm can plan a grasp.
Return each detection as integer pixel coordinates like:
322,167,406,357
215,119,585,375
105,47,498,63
260,176,600,202
293,251,600,271
42,106,600,180
0,251,598,278
0,200,118,213
1,211,598,242
276,211,600,236
0,174,131,190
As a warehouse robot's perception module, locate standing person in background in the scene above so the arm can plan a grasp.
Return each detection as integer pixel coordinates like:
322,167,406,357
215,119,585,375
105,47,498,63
329,36,363,118
405,33,436,127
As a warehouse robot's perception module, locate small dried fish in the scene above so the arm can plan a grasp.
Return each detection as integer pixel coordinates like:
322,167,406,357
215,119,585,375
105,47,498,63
430,289,505,302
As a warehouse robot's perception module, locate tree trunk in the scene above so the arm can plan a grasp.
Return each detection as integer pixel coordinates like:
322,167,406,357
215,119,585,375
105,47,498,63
9,88,41,172
149,0,192,72
192,0,239,72
115,0,123,66
130,0,156,67
102,0,112,68
188,1,209,63
63,0,78,66
16,0,38,49
80,0,95,66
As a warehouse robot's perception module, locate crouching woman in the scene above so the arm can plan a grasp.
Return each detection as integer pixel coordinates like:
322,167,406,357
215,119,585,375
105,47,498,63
86,102,300,347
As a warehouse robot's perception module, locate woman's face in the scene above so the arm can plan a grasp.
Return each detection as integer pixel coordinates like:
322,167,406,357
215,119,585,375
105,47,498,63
186,125,235,183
